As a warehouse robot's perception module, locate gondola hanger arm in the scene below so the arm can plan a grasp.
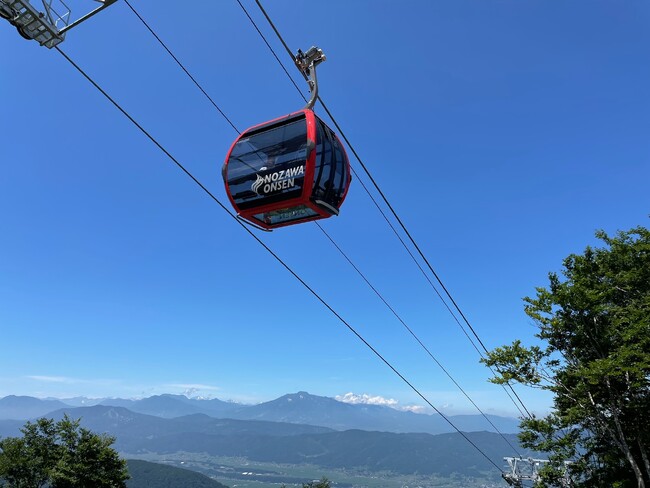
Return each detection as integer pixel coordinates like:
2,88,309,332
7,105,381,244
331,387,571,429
295,46,325,111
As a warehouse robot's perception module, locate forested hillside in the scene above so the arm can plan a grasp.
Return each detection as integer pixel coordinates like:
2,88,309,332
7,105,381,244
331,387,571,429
127,460,228,488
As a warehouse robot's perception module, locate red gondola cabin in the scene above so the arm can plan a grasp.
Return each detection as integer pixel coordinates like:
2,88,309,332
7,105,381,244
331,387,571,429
223,109,351,230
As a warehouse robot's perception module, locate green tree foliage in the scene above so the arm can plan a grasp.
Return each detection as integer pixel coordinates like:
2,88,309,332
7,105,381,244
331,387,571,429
302,478,331,488
0,415,129,488
281,477,330,488
483,227,650,487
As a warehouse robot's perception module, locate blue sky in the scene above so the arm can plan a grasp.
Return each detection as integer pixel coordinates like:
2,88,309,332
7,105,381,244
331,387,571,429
1,0,648,417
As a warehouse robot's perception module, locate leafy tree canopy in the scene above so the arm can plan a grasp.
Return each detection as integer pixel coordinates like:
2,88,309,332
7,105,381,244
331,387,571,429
0,415,129,488
483,226,650,487
302,479,331,488
281,477,331,488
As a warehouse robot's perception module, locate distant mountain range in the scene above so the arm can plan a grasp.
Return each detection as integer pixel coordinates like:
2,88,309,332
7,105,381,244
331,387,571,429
0,405,528,478
0,395,69,420
0,392,520,435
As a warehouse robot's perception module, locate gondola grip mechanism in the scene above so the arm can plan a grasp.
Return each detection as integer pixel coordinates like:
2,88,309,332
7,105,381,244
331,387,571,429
295,46,326,111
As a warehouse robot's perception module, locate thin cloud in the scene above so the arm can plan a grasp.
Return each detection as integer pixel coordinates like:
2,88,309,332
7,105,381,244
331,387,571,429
165,383,221,391
401,405,427,413
26,376,120,387
27,375,76,383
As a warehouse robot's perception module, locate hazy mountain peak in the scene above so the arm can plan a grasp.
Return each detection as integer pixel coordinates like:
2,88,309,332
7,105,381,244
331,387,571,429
0,395,69,420
0,394,520,436
283,391,313,401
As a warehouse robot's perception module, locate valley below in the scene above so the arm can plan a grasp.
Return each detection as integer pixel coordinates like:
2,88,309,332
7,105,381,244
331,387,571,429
128,453,505,488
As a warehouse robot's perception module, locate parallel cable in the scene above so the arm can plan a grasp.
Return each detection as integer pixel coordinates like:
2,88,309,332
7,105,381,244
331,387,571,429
233,0,527,424
122,0,240,133
250,0,533,419
234,0,487,363
245,0,488,355
319,98,533,420
120,0,522,458
345,167,485,359
233,0,306,102
54,45,503,474
316,223,522,456
124,0,483,366
235,0,528,420
120,0,476,364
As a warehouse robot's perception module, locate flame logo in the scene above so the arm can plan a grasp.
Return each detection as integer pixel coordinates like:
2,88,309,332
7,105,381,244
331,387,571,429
251,174,265,195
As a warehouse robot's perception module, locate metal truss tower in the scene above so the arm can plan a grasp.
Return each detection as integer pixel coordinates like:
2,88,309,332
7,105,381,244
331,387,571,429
0,0,117,47
502,457,572,487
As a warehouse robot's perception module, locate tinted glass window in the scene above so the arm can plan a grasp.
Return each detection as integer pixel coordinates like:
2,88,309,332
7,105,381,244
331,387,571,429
227,117,308,210
253,205,320,226
332,135,347,203
312,120,332,203
312,119,346,211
